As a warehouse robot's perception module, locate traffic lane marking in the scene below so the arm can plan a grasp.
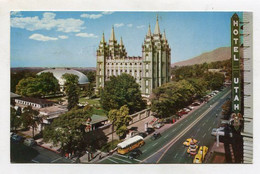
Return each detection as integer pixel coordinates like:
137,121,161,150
51,157,63,163
152,142,158,146
115,154,142,162
31,159,39,163
112,156,132,164
107,158,119,164
202,133,206,138
163,134,169,138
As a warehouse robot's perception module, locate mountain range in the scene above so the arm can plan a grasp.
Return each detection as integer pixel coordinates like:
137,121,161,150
172,47,231,67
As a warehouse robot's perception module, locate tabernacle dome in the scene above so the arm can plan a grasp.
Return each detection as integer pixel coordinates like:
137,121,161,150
37,68,89,91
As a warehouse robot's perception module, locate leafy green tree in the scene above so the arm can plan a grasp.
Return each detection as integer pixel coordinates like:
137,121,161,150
222,100,231,119
204,72,225,90
100,73,146,114
86,71,96,83
151,80,196,118
15,72,60,97
37,72,60,96
11,70,36,93
43,107,93,154
108,105,131,139
10,107,21,131
62,73,80,110
20,106,40,137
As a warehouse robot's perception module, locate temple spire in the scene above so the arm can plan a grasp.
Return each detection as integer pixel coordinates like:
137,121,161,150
162,29,166,40
120,36,123,46
147,24,152,36
154,14,160,34
110,26,116,41
101,32,105,43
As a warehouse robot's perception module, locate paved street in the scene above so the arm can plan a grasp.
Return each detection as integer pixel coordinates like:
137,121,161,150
98,87,231,164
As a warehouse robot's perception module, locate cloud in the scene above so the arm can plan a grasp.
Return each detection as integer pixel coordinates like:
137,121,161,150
11,11,22,17
11,12,85,33
137,25,145,29
127,24,133,27
80,14,103,19
58,35,68,39
29,33,58,41
102,11,114,15
80,11,114,19
114,23,124,28
75,33,98,38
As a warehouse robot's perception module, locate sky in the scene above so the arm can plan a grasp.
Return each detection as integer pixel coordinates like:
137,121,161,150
10,11,242,67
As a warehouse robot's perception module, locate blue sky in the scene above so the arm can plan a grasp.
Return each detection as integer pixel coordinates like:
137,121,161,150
10,11,241,67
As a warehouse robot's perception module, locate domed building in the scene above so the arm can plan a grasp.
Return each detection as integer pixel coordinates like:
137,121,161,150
37,68,89,91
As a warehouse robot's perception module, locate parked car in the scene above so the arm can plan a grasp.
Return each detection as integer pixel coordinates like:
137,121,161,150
128,149,142,159
183,108,191,112
193,153,202,163
188,106,194,110
138,132,147,138
153,123,164,129
192,102,200,106
151,132,161,140
145,127,155,135
11,133,23,142
198,146,208,161
24,138,36,146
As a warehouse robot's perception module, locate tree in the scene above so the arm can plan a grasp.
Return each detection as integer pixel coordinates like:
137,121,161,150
100,73,146,114
86,71,96,83
204,72,225,90
37,72,60,96
151,80,196,118
20,106,40,138
222,100,231,119
108,105,131,139
15,72,60,97
43,107,93,154
11,70,36,93
62,73,80,110
10,107,21,131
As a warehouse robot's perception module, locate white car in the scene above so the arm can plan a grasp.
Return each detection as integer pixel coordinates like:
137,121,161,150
188,106,194,110
24,138,36,146
153,123,164,129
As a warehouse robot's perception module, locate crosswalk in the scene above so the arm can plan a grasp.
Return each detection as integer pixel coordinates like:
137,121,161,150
100,153,141,164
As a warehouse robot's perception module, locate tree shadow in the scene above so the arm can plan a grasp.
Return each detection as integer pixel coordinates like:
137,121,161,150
10,141,39,163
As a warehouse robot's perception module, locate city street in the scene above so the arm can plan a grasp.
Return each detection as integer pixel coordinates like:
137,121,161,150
98,87,231,164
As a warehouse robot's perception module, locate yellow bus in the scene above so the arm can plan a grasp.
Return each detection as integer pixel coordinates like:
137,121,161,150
117,135,145,155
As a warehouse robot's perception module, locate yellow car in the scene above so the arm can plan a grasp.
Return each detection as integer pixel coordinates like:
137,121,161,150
183,138,198,147
193,146,208,163
193,154,202,163
198,146,208,160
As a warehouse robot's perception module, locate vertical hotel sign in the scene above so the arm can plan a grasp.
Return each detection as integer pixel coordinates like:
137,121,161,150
231,13,241,114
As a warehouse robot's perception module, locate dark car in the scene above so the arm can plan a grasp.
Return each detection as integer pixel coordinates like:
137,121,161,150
128,149,142,159
151,132,161,140
145,127,155,135
138,132,147,138
11,133,23,142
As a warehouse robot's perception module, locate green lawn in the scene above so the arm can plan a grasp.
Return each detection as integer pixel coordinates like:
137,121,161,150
79,98,100,105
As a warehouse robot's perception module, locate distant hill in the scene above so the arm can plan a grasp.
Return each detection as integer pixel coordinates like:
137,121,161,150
172,47,231,67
